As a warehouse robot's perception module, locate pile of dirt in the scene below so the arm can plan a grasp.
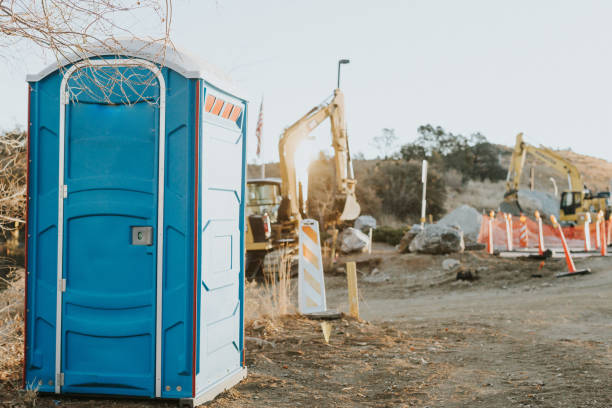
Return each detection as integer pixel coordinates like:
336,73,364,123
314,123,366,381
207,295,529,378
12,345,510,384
438,205,482,243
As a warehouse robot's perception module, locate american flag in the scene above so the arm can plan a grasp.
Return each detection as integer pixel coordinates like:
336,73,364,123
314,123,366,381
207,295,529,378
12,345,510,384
255,98,264,157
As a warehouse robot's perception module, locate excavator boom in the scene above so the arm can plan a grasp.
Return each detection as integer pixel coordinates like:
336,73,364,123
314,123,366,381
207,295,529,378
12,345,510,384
278,89,360,224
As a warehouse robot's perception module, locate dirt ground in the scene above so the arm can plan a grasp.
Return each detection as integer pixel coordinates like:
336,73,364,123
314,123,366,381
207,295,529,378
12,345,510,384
2,244,611,407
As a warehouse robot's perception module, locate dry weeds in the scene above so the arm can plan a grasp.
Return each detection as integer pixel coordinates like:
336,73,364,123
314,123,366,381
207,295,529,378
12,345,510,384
0,268,30,406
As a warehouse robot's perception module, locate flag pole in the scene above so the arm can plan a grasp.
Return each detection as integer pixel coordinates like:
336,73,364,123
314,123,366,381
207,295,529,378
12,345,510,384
256,96,265,179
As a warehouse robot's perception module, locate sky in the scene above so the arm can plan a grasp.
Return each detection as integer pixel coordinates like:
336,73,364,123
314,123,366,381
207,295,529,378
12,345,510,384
2,0,612,163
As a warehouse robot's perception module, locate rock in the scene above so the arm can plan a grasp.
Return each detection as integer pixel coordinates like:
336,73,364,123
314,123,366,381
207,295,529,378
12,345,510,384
517,190,559,219
398,224,423,253
456,268,479,281
438,205,482,244
409,224,465,254
442,258,461,271
339,227,370,253
355,215,377,232
362,268,391,283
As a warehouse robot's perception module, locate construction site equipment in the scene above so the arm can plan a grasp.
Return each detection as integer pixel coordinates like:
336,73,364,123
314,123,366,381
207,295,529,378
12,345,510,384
550,216,591,278
298,219,327,314
24,41,247,405
502,133,610,225
246,89,360,276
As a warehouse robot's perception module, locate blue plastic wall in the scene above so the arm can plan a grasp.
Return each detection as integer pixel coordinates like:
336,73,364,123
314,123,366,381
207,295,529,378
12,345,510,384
23,58,242,400
195,84,246,396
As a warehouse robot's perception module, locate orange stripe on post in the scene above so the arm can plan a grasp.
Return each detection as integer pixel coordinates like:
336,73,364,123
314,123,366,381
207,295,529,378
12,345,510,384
302,225,318,244
229,106,242,122
302,244,319,268
211,99,224,115
221,103,234,119
204,94,215,112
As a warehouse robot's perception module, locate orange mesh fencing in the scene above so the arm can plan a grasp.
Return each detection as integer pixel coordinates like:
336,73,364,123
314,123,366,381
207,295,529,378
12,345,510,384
477,213,602,250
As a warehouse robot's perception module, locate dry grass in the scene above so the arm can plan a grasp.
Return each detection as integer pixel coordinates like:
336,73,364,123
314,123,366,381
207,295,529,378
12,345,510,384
245,249,296,326
0,268,36,406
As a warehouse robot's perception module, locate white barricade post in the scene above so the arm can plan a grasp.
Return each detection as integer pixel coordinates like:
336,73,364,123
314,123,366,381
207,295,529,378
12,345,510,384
601,215,608,256
487,210,495,255
298,219,327,314
504,213,513,251
535,210,545,255
596,211,602,249
584,212,591,252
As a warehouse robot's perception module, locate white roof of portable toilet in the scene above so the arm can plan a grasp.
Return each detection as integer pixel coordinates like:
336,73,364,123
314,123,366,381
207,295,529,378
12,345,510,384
26,39,245,98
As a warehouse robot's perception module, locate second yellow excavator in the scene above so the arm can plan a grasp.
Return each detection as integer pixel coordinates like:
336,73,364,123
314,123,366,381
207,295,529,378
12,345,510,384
502,133,610,225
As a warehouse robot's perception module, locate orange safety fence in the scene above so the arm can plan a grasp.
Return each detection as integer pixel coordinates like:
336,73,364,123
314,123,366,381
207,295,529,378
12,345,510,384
477,213,605,250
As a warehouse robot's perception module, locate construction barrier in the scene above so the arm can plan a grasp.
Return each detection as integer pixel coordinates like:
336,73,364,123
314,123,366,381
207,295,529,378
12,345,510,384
519,214,528,248
478,212,601,251
298,219,327,314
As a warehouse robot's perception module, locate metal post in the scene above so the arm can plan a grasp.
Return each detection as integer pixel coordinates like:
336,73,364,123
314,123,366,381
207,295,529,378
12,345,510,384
337,59,350,89
420,160,428,227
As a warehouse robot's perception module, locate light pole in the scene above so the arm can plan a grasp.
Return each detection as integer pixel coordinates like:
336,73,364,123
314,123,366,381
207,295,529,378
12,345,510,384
337,59,350,89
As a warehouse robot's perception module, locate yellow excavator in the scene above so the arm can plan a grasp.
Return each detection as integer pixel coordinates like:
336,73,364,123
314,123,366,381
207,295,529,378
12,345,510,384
501,133,610,225
245,89,360,276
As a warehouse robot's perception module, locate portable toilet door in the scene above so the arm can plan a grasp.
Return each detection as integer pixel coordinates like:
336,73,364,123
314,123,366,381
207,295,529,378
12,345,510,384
24,41,247,406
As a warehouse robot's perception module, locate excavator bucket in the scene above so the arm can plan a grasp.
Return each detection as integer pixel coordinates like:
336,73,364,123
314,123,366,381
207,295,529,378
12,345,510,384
500,199,522,216
339,192,361,221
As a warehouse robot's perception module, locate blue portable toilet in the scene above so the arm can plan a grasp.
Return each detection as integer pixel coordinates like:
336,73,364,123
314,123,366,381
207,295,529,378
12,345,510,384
24,40,247,406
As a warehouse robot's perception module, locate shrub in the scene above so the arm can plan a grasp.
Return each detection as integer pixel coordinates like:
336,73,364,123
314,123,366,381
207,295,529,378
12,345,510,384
372,226,408,246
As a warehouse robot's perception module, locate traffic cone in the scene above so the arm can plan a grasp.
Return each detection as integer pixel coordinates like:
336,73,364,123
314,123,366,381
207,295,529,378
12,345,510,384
550,215,590,278
535,211,545,256
519,214,528,248
487,210,494,255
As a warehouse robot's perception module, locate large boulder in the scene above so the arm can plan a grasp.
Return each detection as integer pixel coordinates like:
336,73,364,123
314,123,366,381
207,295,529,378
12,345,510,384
438,205,482,244
355,215,377,232
339,227,370,253
409,224,465,254
517,190,559,219
398,224,423,253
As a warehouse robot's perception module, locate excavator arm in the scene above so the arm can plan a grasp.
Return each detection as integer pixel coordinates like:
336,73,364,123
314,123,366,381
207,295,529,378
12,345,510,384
502,133,584,214
277,89,360,225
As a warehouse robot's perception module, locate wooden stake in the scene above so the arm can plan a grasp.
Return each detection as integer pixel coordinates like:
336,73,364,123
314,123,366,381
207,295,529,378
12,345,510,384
321,321,332,344
346,261,359,319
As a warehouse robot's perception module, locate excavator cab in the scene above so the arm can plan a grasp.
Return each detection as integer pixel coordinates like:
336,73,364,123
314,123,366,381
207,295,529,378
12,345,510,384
560,191,582,216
